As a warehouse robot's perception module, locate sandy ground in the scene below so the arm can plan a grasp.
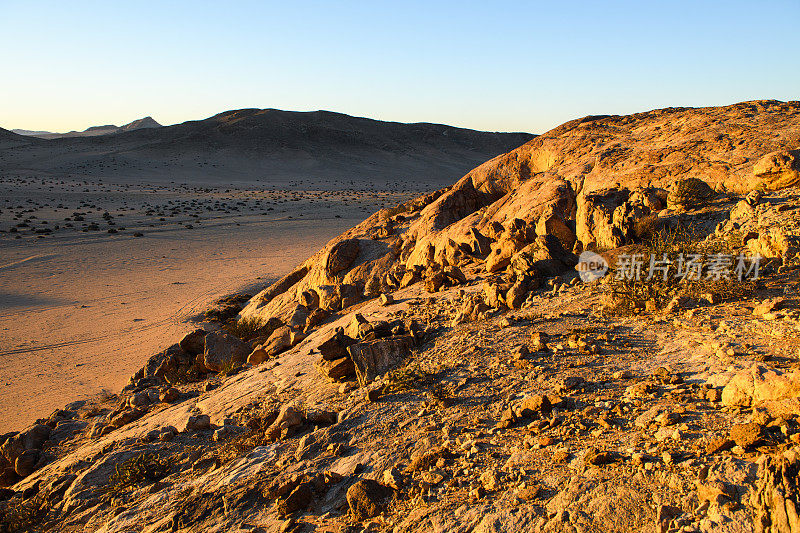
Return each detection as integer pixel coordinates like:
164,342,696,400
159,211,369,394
0,175,424,432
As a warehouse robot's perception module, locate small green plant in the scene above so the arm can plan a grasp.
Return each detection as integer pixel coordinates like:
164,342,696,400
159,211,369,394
107,453,170,497
218,356,241,377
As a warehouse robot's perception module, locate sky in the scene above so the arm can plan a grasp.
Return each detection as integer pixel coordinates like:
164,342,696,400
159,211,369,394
2,0,799,134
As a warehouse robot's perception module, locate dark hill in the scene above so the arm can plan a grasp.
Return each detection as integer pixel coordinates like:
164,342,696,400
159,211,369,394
0,109,533,186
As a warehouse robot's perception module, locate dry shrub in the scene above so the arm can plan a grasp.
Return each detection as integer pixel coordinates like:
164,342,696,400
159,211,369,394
223,316,281,341
107,452,171,497
603,225,756,315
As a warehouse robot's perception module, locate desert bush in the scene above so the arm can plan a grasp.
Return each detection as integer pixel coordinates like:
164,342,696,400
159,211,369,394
217,356,242,377
632,213,662,241
216,406,281,462
107,452,170,497
163,363,202,385
203,293,252,323
223,316,280,341
381,363,436,395
603,225,756,315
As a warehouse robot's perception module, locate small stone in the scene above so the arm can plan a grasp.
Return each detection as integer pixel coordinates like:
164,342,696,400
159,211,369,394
519,394,551,418
339,382,356,395
729,422,763,449
558,376,585,392
706,388,722,403
516,485,540,501
705,438,734,454
213,425,246,442
159,387,181,403
421,471,444,485
512,345,530,361
274,405,303,430
347,479,391,521
382,467,404,490
185,414,211,432
538,436,555,447
276,482,314,517
613,370,634,380
479,469,500,491
469,485,485,500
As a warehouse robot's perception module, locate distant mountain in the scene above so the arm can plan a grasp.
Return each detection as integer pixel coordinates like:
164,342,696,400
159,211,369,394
0,109,533,186
11,117,162,139
118,116,161,132
0,126,38,149
10,129,53,137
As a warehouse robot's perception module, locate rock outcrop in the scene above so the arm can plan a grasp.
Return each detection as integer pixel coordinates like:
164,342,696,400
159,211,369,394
240,100,800,333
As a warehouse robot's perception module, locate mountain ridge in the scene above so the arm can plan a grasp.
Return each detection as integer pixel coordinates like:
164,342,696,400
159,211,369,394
11,116,162,139
0,108,534,186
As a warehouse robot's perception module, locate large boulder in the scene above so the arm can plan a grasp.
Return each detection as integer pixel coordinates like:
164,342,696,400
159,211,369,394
721,365,800,416
324,239,361,277
752,449,800,532
748,226,800,261
348,335,414,386
666,178,716,210
536,205,576,252
179,329,207,355
511,234,576,278
314,356,356,382
318,328,357,360
247,326,293,365
575,188,630,250
202,332,250,372
0,424,50,466
485,234,527,273
754,150,800,191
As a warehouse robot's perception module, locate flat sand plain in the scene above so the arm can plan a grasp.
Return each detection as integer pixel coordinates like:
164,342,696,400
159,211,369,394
0,174,423,431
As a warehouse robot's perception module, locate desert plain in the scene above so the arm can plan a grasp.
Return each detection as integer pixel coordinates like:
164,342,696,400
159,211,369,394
0,172,427,431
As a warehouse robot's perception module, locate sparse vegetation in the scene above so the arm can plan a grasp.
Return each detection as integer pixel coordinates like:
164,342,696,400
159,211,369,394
218,356,241,377
107,452,171,497
603,225,757,315
162,363,201,385
381,362,436,395
203,293,252,323
223,316,281,341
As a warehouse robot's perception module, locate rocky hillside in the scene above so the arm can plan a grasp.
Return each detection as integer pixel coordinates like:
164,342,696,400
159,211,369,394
0,110,533,186
0,128,36,150
3,100,800,533
238,99,800,327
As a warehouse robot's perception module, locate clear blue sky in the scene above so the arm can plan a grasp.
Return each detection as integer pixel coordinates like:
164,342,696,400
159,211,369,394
2,0,798,134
